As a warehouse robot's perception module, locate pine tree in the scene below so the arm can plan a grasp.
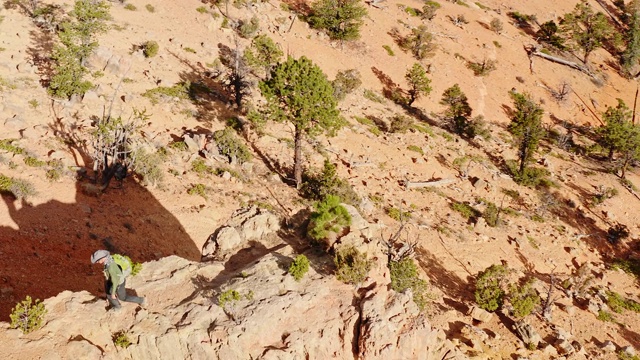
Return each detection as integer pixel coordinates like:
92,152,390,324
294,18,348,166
621,0,640,75
405,63,432,106
308,0,367,41
508,92,544,175
243,34,283,80
598,99,633,160
401,25,435,60
259,56,345,188
49,0,110,98
441,84,472,135
560,0,615,64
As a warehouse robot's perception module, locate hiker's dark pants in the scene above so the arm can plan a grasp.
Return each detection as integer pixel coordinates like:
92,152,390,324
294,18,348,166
105,279,144,309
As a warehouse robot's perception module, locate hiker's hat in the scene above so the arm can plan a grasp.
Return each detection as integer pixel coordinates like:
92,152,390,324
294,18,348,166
91,250,110,264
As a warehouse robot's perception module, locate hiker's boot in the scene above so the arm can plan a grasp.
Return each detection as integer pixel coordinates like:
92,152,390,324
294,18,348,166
124,295,145,305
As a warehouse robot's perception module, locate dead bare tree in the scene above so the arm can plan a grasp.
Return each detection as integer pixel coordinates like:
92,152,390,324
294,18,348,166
541,267,559,322
381,219,418,263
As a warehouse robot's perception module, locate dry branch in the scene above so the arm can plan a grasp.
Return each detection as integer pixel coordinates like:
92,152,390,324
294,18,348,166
405,178,456,189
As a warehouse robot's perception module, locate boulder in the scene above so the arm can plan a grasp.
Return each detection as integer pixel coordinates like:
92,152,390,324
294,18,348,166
469,306,493,323
514,320,541,348
601,340,616,352
240,212,280,241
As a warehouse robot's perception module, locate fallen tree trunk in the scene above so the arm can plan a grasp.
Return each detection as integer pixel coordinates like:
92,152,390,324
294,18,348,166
531,50,595,77
405,178,456,189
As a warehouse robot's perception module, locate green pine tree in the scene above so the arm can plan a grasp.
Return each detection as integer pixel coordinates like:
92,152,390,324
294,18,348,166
243,34,283,79
259,56,345,188
598,99,633,160
560,0,615,64
508,92,544,175
308,0,367,41
441,84,472,136
405,63,432,106
49,0,110,98
621,0,640,75
401,25,435,60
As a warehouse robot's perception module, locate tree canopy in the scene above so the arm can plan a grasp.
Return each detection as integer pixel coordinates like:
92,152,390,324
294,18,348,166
258,56,345,188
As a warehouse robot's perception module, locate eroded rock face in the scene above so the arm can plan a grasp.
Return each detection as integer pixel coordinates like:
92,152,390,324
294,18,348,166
0,207,462,360
202,206,280,260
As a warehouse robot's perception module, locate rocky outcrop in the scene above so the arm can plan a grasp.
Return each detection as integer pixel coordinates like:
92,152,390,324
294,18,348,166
0,253,460,360
202,206,280,260
0,205,462,360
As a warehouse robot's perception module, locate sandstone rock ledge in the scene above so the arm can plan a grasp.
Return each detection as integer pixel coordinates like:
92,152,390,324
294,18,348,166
0,254,464,360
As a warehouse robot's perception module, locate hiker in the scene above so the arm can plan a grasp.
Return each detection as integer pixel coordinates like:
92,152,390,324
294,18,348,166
91,250,145,311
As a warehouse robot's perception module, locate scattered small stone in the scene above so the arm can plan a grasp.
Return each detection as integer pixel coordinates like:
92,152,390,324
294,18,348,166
555,339,575,355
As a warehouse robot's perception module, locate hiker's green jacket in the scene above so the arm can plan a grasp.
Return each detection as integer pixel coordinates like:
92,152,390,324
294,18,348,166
103,259,124,296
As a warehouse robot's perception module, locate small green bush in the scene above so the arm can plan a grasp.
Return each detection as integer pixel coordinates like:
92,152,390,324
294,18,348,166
611,258,640,278
191,158,215,175
218,289,241,308
363,89,386,103
407,145,424,155
169,141,188,151
112,330,132,348
474,264,509,312
593,186,618,205
187,183,207,199
489,18,503,34
619,351,640,360
288,254,310,281
238,16,259,38
509,279,540,318
597,310,614,322
10,296,47,334
483,202,499,227
145,4,155,12
142,82,190,104
382,45,395,56
421,1,441,21
389,115,413,133
607,291,640,313
184,47,197,54
143,40,159,58
24,156,46,167
132,148,165,186
124,3,137,11
332,69,362,101
300,159,359,205
212,127,252,164
196,6,209,13
467,59,497,76
506,160,552,188
0,174,36,199
307,195,352,241
389,258,431,310
386,206,411,221
334,246,372,284
451,202,480,221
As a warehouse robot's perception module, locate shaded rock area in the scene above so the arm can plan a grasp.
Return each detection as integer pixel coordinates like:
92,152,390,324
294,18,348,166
0,253,461,360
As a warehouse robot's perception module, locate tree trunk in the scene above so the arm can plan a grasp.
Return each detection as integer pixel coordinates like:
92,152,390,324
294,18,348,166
621,153,630,179
608,147,614,161
407,91,416,106
294,127,304,189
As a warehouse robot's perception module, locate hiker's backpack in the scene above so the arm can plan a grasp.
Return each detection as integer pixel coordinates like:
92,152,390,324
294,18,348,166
112,254,133,278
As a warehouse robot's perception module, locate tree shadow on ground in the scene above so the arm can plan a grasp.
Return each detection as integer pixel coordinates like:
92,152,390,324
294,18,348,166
415,246,474,314
0,98,203,321
27,28,56,88
171,50,237,127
